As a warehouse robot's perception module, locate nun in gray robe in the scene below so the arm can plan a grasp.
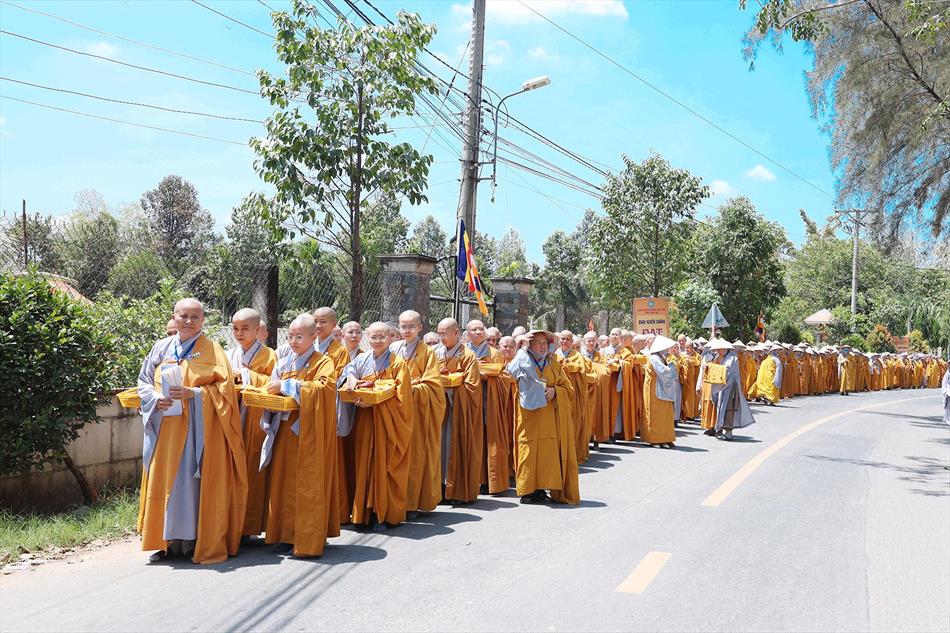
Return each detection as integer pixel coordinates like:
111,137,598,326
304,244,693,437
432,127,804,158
714,350,756,439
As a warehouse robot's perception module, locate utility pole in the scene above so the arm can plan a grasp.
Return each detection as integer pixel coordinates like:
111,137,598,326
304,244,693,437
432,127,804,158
837,208,872,322
453,0,486,323
21,199,28,269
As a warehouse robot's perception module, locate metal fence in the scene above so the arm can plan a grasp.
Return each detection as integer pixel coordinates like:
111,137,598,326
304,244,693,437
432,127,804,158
0,208,383,331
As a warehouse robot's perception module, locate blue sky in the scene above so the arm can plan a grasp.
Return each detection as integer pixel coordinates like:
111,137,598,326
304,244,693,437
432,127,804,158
0,0,835,261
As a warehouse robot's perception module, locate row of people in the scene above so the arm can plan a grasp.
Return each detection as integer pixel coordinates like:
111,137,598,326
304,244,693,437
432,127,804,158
137,302,943,563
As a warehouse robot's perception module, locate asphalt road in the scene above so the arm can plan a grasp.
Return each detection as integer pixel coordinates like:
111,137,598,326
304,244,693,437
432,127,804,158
2,389,948,633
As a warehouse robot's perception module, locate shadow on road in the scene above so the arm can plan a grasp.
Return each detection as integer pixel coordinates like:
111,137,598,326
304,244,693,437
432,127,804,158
805,453,949,497
546,499,607,510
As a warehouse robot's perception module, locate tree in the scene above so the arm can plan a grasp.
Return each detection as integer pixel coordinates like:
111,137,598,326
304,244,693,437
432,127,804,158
497,227,528,276
536,229,588,330
361,192,410,274
140,175,215,276
0,271,112,503
58,210,120,297
106,250,171,300
588,153,708,307
4,211,63,272
741,0,949,240
251,1,438,321
409,215,449,259
693,197,788,339
670,280,721,338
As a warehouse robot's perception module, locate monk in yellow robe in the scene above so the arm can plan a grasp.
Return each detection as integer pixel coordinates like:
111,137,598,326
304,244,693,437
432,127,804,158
507,330,579,505
395,310,446,514
338,322,412,530
678,343,702,420
436,318,483,503
467,319,513,495
498,335,520,476
137,298,247,564
699,341,725,434
752,344,783,405
258,314,339,557
556,330,589,463
837,346,855,395
642,336,678,448
581,331,611,446
227,308,277,539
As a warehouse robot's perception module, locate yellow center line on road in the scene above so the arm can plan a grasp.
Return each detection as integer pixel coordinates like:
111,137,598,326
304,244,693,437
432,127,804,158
616,551,672,594
701,395,939,508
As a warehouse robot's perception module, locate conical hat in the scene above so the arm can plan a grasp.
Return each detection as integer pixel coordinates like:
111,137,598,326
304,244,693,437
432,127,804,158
649,335,677,355
708,338,734,351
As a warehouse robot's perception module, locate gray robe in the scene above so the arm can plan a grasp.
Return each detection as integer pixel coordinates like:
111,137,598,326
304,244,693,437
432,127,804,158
259,348,315,470
436,341,465,481
942,367,950,426
335,349,392,439
136,333,207,542
714,351,756,432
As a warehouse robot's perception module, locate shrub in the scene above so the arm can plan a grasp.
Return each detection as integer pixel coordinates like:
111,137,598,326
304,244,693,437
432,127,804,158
90,288,180,390
0,272,112,499
865,324,897,353
774,322,802,344
839,333,867,352
908,329,930,354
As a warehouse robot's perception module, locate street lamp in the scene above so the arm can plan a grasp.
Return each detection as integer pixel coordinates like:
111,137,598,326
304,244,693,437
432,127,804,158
490,76,551,202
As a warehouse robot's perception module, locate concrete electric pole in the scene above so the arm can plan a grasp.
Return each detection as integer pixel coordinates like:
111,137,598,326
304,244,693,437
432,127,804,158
453,0,486,322
837,208,873,321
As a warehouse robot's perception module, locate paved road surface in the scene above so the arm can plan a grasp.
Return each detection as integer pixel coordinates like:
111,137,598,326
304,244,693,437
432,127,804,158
2,389,948,632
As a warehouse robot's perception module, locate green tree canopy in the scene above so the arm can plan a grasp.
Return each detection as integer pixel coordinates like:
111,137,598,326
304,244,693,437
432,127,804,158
251,1,437,321
588,153,709,306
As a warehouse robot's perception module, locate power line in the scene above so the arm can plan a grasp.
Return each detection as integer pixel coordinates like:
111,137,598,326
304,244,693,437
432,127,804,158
0,94,248,145
0,0,256,77
191,0,273,38
0,76,265,123
0,29,261,96
517,0,835,199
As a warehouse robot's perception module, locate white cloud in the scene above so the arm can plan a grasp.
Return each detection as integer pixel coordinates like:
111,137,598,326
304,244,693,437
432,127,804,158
709,179,737,197
452,0,628,24
744,164,776,182
485,40,511,66
527,46,560,62
86,41,118,58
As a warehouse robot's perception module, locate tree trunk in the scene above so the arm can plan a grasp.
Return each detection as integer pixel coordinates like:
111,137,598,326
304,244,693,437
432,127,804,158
62,451,99,505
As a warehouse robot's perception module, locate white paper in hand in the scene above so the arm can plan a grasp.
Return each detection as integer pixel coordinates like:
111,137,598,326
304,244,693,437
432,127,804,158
161,365,184,416
241,367,251,387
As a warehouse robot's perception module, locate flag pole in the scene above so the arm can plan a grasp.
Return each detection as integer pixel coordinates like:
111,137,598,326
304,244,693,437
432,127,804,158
453,219,461,322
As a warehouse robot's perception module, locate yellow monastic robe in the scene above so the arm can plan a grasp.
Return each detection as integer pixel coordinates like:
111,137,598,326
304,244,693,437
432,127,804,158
512,356,579,504
740,353,757,398
839,355,853,394
404,341,447,513
264,352,339,557
479,347,514,494
680,353,701,420
240,345,277,537
642,356,675,444
139,334,247,564
441,347,483,503
699,363,718,430
753,355,781,404
585,352,612,443
559,350,590,464
351,355,413,526
320,339,355,524
782,355,797,398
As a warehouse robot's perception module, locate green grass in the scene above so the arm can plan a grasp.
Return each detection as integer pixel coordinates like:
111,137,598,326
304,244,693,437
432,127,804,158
0,488,139,566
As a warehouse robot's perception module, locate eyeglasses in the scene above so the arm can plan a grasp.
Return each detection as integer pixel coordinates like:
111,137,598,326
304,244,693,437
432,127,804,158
367,335,389,342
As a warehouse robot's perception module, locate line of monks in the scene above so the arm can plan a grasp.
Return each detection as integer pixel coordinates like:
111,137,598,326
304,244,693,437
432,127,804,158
135,298,946,563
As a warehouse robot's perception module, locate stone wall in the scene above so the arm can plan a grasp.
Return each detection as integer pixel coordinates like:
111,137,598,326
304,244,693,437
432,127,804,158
0,396,142,512
379,254,438,327
490,277,534,333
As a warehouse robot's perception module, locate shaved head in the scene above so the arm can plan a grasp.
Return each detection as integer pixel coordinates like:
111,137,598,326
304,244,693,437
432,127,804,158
439,318,459,333
174,297,204,315
290,313,317,334
232,307,261,326
438,318,461,348
313,307,338,323
399,310,422,326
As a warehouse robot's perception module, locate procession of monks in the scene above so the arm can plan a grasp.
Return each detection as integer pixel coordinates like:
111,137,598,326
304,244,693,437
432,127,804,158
136,298,948,563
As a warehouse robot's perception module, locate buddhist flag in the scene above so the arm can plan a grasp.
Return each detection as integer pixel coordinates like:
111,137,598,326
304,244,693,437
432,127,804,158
755,312,766,342
588,318,596,332
456,219,489,316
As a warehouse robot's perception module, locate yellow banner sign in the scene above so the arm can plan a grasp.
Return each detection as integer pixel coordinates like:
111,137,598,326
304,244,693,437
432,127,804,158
632,297,670,337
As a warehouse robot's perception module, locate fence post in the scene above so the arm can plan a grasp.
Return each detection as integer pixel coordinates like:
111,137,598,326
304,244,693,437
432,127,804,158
489,276,534,334
378,254,438,327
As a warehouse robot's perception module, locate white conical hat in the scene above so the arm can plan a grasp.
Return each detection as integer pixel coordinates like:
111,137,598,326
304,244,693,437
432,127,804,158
708,338,735,351
649,335,677,355
732,339,746,349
